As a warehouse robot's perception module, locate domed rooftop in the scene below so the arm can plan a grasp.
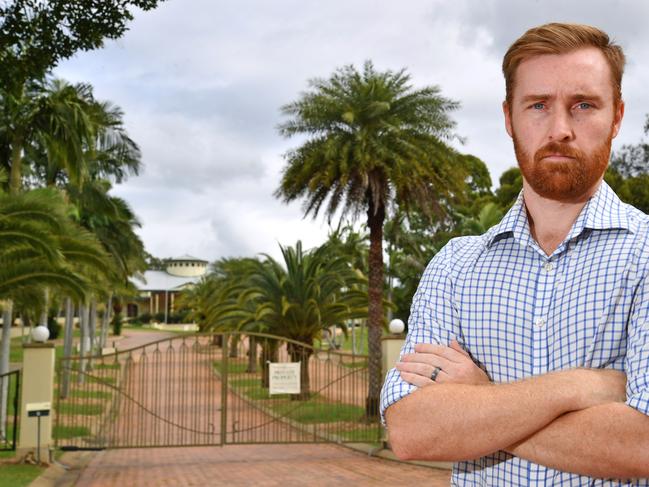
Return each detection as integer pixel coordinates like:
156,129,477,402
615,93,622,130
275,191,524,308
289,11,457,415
165,254,208,277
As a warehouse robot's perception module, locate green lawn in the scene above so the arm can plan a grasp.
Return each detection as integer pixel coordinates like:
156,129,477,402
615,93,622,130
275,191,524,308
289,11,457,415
70,389,112,400
229,377,262,388
52,425,91,440
93,362,120,370
57,403,103,416
229,376,365,423
273,400,364,423
0,464,46,487
314,326,377,355
212,359,249,374
9,337,24,363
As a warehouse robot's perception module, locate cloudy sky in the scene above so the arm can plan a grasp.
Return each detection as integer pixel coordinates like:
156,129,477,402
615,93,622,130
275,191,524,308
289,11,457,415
55,0,649,262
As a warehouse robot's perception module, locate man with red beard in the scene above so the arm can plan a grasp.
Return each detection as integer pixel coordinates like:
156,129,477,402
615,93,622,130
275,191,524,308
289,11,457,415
381,23,649,485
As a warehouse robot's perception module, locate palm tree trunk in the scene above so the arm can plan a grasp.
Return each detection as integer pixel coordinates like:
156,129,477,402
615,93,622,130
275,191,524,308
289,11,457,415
100,294,113,348
287,341,312,401
0,301,13,440
61,298,74,398
78,302,89,384
246,336,257,373
366,199,385,419
9,130,24,195
39,288,49,328
21,313,31,343
228,334,240,358
88,299,97,369
260,339,279,388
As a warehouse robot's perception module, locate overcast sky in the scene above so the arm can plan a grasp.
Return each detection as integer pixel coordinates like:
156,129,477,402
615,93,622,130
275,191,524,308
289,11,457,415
54,0,649,262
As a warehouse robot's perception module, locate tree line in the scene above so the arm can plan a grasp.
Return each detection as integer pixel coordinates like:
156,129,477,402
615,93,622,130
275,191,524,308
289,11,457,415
0,0,164,439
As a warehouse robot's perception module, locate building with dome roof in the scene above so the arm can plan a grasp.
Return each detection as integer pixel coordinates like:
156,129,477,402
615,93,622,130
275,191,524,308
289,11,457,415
127,255,208,322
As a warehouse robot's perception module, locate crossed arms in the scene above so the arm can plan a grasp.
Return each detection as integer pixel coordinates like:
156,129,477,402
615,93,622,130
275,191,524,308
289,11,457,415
384,342,649,479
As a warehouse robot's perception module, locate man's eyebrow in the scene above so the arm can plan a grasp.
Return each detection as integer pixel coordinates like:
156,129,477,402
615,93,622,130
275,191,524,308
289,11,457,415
518,93,606,103
569,93,605,103
518,94,552,103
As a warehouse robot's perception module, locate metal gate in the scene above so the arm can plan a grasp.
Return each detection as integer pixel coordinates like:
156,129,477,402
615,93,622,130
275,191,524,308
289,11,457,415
54,332,380,450
0,368,20,451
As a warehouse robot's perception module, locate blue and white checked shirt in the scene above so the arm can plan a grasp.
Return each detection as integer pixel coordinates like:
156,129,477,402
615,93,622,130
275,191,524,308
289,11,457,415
380,181,649,486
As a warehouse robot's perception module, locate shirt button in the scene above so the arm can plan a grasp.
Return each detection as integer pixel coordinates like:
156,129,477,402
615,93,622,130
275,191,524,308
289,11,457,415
543,262,554,272
536,318,546,328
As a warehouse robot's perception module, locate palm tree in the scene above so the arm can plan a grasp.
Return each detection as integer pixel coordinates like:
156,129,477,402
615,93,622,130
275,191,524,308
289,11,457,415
1,79,98,194
276,61,466,416
458,202,503,236
0,186,111,431
244,241,367,399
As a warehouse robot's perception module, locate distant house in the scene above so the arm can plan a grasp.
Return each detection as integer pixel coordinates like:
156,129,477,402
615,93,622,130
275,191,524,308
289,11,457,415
127,255,208,321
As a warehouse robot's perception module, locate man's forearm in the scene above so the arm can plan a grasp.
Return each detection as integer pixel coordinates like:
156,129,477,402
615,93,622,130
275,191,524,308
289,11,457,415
507,402,649,478
386,370,612,461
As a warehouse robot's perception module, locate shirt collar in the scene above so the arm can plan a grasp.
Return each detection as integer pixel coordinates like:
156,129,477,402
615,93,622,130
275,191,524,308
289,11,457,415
486,181,634,248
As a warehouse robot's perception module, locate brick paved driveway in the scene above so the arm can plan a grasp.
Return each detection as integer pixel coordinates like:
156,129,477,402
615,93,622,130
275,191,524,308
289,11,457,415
68,329,450,486
74,443,451,486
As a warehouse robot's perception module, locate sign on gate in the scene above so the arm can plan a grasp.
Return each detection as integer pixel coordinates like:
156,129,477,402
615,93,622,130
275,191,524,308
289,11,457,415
269,362,301,394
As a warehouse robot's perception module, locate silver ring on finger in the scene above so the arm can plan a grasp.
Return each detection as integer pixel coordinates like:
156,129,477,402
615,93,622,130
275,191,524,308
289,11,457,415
430,366,441,382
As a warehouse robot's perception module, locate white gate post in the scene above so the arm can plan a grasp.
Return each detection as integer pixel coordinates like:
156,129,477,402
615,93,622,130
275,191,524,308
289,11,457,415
18,342,55,461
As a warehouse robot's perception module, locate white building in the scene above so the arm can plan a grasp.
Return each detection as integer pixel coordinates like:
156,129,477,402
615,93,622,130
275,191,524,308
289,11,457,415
127,255,208,321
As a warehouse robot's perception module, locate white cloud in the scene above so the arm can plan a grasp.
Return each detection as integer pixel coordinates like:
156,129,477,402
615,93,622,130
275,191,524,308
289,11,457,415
55,0,649,262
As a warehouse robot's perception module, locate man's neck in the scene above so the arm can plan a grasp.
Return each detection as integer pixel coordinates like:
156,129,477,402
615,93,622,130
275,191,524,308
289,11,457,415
522,179,602,256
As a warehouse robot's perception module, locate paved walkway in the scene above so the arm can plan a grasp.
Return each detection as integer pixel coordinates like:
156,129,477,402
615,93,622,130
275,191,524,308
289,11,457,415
44,329,452,486
72,444,451,486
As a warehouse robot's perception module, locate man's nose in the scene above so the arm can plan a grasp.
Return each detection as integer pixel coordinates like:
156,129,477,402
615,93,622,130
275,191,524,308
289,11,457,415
547,108,574,141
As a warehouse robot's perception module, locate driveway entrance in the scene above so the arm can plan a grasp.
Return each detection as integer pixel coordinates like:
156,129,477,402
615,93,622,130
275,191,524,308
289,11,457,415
71,443,452,486
55,332,378,449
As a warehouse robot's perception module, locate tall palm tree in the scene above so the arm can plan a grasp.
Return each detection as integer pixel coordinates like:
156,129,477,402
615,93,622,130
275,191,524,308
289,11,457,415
276,61,466,416
1,78,98,194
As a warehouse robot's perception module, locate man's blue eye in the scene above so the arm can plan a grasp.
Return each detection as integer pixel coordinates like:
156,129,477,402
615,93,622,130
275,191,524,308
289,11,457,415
532,103,544,109
577,102,592,109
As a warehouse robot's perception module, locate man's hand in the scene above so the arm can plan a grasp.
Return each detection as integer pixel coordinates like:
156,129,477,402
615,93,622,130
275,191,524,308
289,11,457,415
396,339,491,387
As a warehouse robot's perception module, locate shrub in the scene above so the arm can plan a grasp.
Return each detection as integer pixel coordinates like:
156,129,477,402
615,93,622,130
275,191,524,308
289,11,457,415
138,312,152,324
112,313,123,336
47,315,61,340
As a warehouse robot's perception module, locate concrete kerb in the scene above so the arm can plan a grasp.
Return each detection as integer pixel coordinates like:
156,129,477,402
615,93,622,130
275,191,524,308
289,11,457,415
28,450,97,487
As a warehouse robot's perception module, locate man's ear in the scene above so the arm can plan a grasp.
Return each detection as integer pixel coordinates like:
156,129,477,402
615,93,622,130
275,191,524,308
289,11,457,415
503,101,513,138
611,99,625,139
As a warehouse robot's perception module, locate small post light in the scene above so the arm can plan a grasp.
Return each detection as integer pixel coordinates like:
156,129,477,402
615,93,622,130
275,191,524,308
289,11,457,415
388,318,405,335
31,325,50,343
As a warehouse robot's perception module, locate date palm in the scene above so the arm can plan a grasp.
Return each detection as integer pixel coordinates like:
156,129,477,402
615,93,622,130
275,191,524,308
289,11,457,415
243,241,367,399
277,61,466,416
0,186,110,432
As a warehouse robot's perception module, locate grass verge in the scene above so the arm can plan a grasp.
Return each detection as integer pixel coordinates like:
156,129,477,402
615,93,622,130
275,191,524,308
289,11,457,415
52,425,91,440
0,463,46,487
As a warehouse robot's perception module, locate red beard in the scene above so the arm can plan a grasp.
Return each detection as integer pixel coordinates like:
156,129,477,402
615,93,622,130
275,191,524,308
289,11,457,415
514,133,612,201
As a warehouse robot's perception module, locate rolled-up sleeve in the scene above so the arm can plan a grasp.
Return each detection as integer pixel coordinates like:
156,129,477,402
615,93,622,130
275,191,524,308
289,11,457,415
626,273,649,416
380,241,462,423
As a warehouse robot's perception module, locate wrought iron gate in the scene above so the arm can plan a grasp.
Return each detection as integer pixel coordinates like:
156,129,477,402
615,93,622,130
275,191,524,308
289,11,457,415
0,368,20,451
54,332,380,450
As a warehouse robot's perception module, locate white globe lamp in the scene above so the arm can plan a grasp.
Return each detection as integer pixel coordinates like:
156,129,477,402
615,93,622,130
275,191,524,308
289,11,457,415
388,318,405,335
31,325,50,343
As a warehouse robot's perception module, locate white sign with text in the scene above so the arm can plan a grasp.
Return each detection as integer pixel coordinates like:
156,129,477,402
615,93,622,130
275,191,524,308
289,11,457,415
269,362,301,395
